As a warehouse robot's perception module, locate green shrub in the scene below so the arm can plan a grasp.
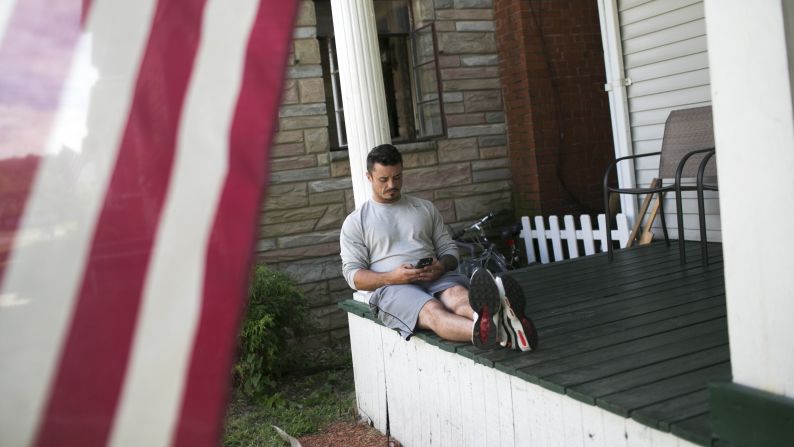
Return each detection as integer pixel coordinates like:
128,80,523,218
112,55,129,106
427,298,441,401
235,265,312,397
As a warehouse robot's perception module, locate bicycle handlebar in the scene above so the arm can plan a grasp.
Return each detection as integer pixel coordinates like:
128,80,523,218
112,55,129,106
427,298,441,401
452,210,508,240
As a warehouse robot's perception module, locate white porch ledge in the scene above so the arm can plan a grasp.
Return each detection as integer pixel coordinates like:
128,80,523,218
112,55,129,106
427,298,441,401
346,311,703,447
340,242,728,447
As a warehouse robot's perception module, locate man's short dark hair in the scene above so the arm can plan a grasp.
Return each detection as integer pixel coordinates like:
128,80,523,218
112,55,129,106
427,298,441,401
367,144,402,172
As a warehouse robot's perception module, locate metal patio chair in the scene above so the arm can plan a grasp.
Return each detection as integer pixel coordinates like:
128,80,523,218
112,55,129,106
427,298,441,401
693,150,718,266
603,106,715,263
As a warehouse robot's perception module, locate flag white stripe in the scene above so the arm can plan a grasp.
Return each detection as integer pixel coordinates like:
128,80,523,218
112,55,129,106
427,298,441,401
107,0,261,444
0,0,18,45
44,34,99,156
0,2,157,445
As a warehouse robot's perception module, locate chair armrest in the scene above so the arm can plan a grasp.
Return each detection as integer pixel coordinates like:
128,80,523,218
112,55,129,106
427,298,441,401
607,184,676,195
697,150,717,188
603,151,662,191
674,148,716,192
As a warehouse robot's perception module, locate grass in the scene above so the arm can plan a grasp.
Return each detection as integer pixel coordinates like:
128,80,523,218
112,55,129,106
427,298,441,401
223,348,357,447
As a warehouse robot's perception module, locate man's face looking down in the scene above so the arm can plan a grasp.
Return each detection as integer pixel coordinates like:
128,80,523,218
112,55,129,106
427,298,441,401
367,162,403,204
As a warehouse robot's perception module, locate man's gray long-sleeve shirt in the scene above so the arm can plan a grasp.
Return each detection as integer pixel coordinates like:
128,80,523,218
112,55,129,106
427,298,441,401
339,195,458,290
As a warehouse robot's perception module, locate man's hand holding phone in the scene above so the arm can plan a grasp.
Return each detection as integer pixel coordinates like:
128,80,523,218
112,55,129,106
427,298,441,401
414,257,433,269
390,257,441,285
414,257,444,282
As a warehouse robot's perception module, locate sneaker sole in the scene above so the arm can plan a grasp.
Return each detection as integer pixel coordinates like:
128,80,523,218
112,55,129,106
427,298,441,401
501,297,534,351
499,274,538,351
469,269,501,348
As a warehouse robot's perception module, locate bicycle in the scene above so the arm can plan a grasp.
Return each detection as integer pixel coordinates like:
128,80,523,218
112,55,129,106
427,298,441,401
451,211,523,276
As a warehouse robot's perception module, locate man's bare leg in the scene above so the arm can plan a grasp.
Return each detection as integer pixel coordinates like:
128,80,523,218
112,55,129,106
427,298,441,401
437,285,475,320
416,299,472,342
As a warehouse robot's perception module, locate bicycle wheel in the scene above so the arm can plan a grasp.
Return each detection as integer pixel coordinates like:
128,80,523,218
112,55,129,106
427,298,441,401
485,257,508,274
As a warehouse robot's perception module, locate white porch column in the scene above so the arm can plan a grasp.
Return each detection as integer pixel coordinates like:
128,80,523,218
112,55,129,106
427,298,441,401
704,0,794,396
330,0,391,208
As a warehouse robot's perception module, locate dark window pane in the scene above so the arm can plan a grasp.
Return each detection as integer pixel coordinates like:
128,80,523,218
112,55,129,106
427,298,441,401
380,36,415,142
314,0,333,37
374,1,410,34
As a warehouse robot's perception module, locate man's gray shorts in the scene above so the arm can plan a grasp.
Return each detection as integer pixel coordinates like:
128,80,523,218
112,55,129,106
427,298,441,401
368,272,470,340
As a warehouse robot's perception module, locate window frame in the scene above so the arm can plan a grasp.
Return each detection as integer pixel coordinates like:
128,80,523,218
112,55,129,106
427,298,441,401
409,22,445,140
319,2,446,151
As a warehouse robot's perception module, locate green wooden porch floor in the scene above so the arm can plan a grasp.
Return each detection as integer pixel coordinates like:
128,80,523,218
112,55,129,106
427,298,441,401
340,241,729,446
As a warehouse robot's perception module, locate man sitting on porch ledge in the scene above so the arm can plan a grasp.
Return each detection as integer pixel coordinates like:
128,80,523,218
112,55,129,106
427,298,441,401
340,144,537,351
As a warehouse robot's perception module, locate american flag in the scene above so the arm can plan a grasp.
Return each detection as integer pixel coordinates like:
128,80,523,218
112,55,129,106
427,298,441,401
0,0,297,445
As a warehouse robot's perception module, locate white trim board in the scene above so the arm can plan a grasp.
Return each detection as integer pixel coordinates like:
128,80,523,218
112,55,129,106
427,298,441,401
348,313,703,447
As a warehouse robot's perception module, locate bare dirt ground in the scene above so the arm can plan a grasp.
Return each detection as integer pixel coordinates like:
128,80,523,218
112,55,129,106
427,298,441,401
298,421,400,447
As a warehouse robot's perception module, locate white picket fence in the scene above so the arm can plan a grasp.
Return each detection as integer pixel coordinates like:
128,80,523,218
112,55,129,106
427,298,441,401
520,213,629,264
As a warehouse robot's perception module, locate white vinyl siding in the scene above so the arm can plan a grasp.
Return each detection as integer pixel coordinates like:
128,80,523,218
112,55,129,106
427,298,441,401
617,0,720,242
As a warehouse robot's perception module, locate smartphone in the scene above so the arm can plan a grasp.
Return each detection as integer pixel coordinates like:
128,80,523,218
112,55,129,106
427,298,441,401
415,257,433,268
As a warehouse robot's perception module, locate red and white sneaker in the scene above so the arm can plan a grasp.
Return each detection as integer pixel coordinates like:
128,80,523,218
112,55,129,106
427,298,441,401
495,274,538,352
469,268,502,348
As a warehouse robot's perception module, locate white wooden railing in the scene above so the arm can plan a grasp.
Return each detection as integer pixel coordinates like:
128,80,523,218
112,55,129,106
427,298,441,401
520,213,629,264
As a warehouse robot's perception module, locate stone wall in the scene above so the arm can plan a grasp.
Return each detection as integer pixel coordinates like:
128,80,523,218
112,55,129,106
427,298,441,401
258,0,513,346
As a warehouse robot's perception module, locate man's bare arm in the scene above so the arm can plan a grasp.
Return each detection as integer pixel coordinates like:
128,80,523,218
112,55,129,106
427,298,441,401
439,254,458,273
353,264,425,291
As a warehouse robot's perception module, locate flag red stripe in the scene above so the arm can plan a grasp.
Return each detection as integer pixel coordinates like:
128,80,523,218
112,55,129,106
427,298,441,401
34,1,208,445
172,1,298,445
81,0,93,25
0,0,87,282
